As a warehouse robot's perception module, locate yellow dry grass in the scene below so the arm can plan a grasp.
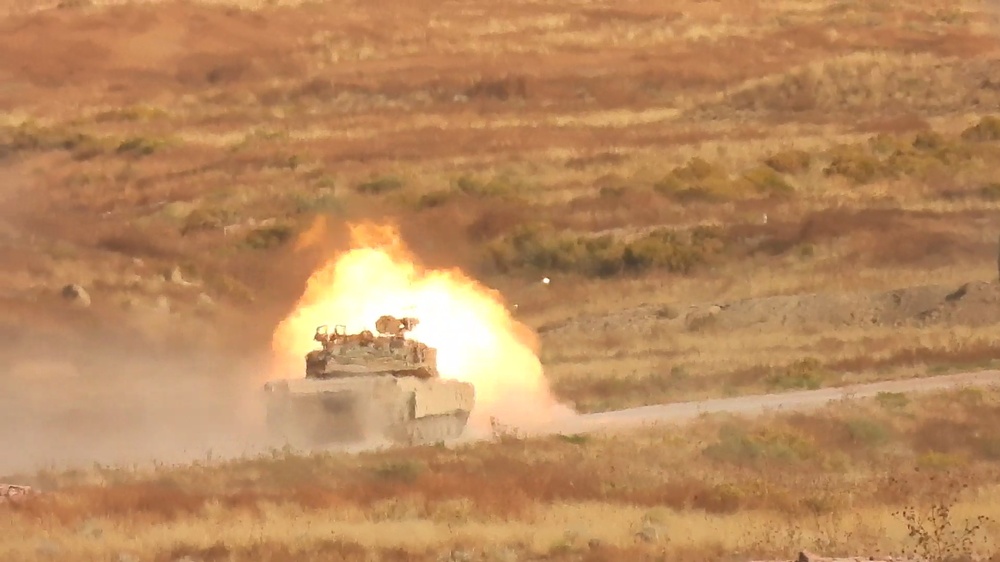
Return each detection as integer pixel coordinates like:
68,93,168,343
5,388,1000,561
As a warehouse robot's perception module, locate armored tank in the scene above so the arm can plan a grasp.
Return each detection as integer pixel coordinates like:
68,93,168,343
263,315,475,447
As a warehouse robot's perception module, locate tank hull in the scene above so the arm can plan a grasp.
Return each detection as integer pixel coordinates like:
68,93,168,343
263,374,474,447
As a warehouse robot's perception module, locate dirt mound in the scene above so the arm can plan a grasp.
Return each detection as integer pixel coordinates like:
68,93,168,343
693,52,1000,117
694,279,1000,332
541,278,1000,339
911,279,1000,325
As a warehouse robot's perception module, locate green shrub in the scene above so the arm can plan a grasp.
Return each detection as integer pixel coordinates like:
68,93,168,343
916,451,961,471
654,157,743,201
880,149,932,178
245,224,295,249
867,133,912,157
598,185,628,198
68,135,106,160
820,130,979,184
116,136,164,156
843,417,891,447
371,460,425,483
823,144,883,184
976,436,1000,460
960,115,1000,142
978,183,1000,201
453,172,524,198
911,130,947,151
413,172,527,209
740,165,795,196
356,175,404,195
291,191,340,215
623,227,725,273
875,391,909,410
416,190,455,208
557,434,589,446
0,122,108,160
702,423,817,465
766,357,826,390
93,104,168,123
181,208,237,235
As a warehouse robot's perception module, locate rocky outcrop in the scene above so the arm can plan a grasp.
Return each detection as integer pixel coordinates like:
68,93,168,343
61,283,90,307
0,483,35,504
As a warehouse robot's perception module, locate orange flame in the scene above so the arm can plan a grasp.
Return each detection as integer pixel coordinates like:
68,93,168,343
270,221,576,433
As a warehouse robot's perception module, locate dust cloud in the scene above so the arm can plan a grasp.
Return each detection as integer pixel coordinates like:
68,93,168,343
271,219,579,435
0,214,579,479
0,319,279,478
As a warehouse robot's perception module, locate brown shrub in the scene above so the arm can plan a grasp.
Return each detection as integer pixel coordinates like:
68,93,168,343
785,412,895,452
181,207,237,235
763,149,812,174
245,223,296,249
355,175,405,195
823,143,883,183
554,187,679,233
96,228,179,259
485,224,727,278
23,483,209,524
464,74,529,101
564,151,629,170
831,341,1000,373
464,199,532,242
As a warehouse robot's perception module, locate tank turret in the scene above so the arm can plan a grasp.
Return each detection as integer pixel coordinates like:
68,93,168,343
304,315,439,380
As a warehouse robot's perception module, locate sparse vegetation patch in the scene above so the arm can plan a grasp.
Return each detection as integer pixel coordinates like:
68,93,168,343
486,223,727,278
5,1,1000,560
5,390,1000,561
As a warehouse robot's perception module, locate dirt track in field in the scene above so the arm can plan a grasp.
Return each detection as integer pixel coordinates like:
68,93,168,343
540,369,1000,438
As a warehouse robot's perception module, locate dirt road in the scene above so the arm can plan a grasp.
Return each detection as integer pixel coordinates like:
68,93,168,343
535,369,1000,437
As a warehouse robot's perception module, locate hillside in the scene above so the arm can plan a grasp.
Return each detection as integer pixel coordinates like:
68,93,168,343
2,0,1000,560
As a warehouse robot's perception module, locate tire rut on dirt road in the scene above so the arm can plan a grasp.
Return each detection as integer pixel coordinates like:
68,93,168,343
536,369,1000,437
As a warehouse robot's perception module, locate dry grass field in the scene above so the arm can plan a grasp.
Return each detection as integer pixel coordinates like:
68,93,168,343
4,389,1000,561
3,0,1000,560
